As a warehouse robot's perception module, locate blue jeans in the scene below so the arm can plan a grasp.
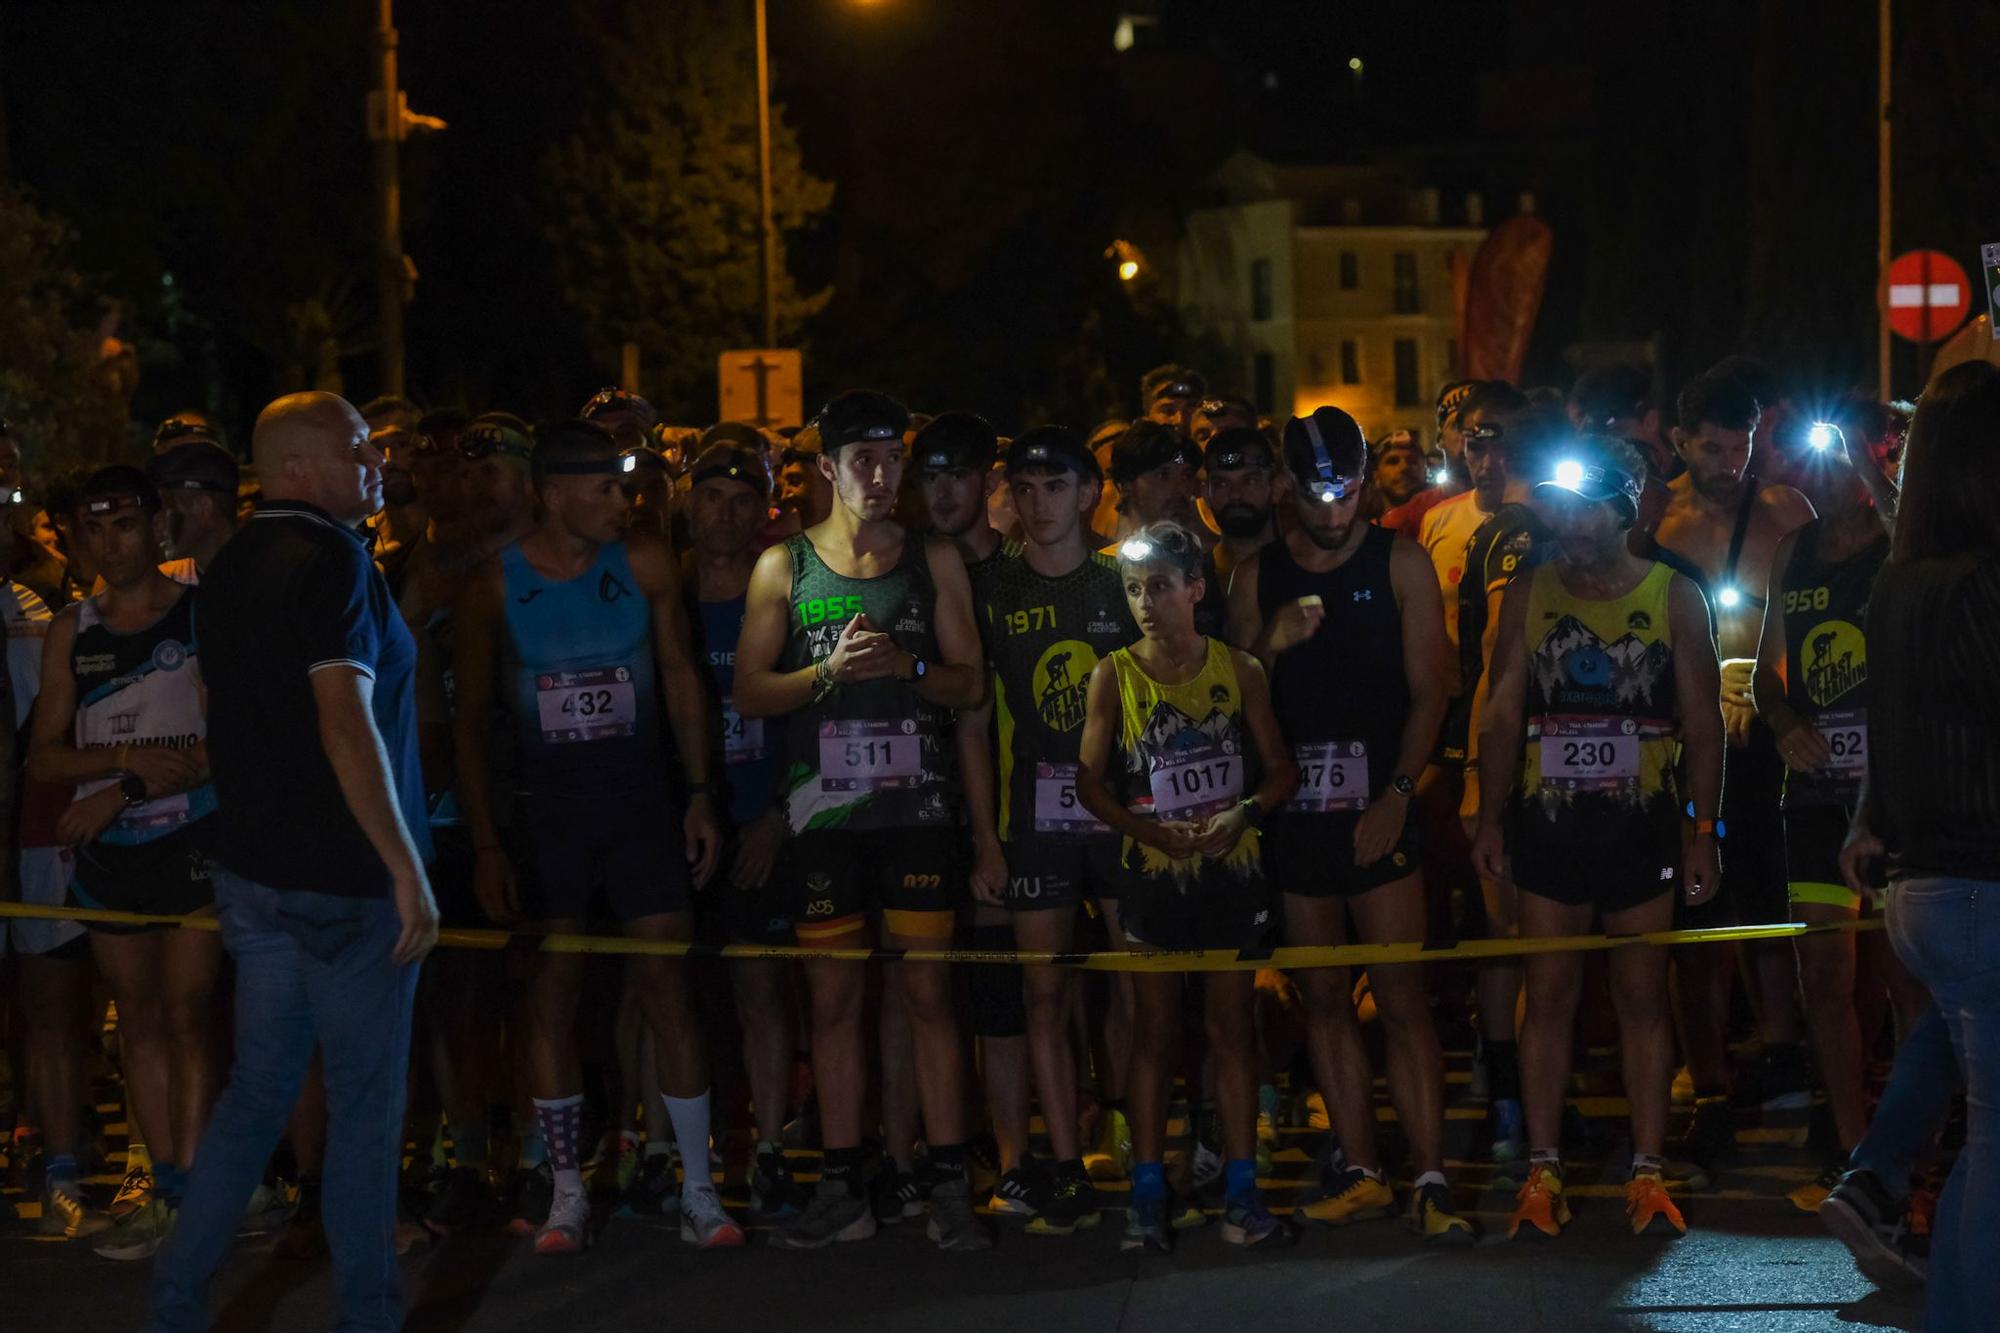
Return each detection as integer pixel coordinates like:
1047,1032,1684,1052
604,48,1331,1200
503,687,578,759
148,868,419,1333
1886,877,2000,1333
1848,1000,1954,1187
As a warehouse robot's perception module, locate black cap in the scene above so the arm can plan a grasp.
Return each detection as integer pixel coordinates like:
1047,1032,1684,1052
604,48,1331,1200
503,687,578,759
1142,364,1207,407
146,441,240,495
1282,407,1367,503
579,386,658,428
78,465,160,517
688,443,771,495
1005,425,1099,479
816,390,910,451
151,414,224,452
701,421,767,453
1205,427,1276,472
1110,420,1202,484
1535,434,1645,517
912,411,998,474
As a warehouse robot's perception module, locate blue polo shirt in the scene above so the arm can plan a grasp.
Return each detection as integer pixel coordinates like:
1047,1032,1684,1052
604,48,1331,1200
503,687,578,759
197,499,432,898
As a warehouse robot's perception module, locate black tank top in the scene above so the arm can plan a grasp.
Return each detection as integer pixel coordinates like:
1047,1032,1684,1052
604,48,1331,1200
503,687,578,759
1781,519,1887,806
1257,526,1408,799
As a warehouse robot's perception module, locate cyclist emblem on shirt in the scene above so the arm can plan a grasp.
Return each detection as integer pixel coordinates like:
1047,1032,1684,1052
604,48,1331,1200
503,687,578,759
1803,619,1866,707
1034,640,1099,733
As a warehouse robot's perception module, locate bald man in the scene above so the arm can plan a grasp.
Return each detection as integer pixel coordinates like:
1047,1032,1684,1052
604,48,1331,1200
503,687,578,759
152,392,437,1332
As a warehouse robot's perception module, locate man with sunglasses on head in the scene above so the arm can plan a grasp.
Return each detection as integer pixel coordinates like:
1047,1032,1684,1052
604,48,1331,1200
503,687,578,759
146,441,241,582
452,418,738,1257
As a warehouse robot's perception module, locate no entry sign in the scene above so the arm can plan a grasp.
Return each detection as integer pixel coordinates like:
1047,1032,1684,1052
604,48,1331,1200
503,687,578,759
1886,250,1971,343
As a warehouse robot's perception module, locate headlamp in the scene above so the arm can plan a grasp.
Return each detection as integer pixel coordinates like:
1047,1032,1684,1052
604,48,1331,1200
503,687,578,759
1554,459,1586,491
1118,538,1154,563
1717,586,1743,609
1806,421,1837,452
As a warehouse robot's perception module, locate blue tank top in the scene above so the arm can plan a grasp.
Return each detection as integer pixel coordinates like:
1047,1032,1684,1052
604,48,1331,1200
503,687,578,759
696,593,776,827
500,540,663,795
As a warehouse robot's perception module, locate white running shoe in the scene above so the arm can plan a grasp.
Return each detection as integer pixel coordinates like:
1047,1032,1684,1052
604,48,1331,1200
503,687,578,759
533,1185,590,1255
679,1186,746,1249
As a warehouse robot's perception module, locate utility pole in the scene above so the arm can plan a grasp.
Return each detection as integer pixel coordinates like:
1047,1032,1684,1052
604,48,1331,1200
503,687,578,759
755,0,777,348
1877,0,1892,399
373,0,405,397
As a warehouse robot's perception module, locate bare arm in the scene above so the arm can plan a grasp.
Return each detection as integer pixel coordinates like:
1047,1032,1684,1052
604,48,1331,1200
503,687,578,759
1074,657,1169,851
1751,529,1801,724
915,537,986,710
1671,574,1725,822
731,544,810,719
1224,550,1266,657
312,665,436,962
1390,539,1450,787
1233,649,1299,813
449,559,506,848
1474,580,1533,832
628,535,713,790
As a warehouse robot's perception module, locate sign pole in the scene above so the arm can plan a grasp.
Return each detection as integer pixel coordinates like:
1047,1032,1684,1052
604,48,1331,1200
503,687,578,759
755,0,777,349
1877,0,1892,399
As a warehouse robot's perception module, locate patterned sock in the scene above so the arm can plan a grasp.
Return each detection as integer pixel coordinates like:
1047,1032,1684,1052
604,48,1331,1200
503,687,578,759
662,1091,713,1192
1132,1160,1167,1203
1224,1158,1256,1202
532,1095,586,1194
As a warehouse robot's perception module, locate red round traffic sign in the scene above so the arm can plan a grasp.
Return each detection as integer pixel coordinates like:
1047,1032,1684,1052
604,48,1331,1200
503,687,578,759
1887,250,1972,343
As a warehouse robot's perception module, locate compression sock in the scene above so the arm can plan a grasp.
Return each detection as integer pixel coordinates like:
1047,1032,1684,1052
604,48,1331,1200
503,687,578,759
1224,1158,1257,1203
1132,1160,1167,1203
662,1090,714,1191
532,1095,586,1195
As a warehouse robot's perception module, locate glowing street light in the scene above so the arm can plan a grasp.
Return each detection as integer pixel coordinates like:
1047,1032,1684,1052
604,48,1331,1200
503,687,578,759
1118,260,1140,282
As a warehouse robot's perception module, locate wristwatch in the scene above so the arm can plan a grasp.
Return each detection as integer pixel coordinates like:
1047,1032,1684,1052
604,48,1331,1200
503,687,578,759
1238,796,1266,829
119,775,148,807
1389,774,1417,798
905,654,929,682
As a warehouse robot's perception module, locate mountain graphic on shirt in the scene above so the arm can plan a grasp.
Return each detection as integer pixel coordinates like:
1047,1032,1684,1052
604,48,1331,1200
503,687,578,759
1530,615,1673,717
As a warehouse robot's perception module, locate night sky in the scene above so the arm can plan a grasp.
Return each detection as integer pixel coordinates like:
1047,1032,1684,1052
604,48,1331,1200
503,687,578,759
3,0,1996,444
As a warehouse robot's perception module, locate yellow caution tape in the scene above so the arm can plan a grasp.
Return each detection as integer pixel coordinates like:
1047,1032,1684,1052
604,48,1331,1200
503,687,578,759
0,899,1883,971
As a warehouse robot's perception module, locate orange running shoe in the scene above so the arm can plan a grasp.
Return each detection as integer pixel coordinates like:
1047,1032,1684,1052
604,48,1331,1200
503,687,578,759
1626,1171,1686,1236
1508,1163,1571,1239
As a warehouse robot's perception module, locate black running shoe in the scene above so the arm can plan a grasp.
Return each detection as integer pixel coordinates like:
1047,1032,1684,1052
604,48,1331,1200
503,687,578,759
748,1146,805,1221
1667,1096,1734,1188
1821,1168,1926,1290
989,1163,1045,1217
618,1153,681,1219
1027,1172,1101,1236
870,1166,924,1225
506,1161,555,1237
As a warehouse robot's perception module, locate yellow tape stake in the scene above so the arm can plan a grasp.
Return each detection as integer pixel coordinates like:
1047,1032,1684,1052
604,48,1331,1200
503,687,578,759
0,900,1883,970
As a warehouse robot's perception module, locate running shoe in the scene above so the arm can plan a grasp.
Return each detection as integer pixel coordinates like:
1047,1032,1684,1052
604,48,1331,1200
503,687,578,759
1169,1191,1208,1230
870,1165,925,1225
1666,1096,1734,1188
425,1164,492,1235
989,1163,1044,1217
110,1163,153,1222
94,1196,173,1261
1026,1173,1100,1237
1820,1168,1926,1290
507,1161,555,1238
679,1186,746,1248
926,1176,994,1252
773,1181,876,1249
1084,1107,1132,1181
747,1144,804,1221
1507,1163,1570,1240
1625,1171,1686,1236
1220,1192,1292,1248
1300,1167,1394,1225
41,1181,111,1240
1787,1161,1843,1215
1121,1193,1173,1253
533,1184,589,1255
1727,1045,1813,1113
618,1153,681,1219
1189,1140,1224,1193
1489,1097,1527,1165
1408,1180,1475,1245
238,1181,293,1236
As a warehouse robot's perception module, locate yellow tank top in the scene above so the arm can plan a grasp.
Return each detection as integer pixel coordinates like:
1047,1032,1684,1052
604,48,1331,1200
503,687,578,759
1520,560,1682,820
1108,636,1262,883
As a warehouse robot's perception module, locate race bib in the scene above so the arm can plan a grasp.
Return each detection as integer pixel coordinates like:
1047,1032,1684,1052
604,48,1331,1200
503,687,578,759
1289,740,1369,813
818,718,925,792
535,666,637,745
722,697,766,763
1538,715,1641,792
1816,707,1868,780
1034,762,1109,834
1148,735,1243,821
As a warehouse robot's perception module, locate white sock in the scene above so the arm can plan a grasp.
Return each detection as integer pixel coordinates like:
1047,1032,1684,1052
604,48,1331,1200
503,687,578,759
1414,1170,1447,1190
663,1089,714,1192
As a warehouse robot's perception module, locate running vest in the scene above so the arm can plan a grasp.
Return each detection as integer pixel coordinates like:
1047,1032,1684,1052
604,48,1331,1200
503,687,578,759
696,592,777,828
777,531,953,832
71,589,215,844
1257,527,1406,811
499,540,663,795
1519,560,1680,825
1781,519,1887,807
979,549,1137,841
1107,636,1261,885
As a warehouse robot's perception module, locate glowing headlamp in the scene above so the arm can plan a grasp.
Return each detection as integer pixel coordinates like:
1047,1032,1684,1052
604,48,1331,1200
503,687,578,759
1554,459,1586,491
1118,538,1154,563
1717,586,1743,609
1806,421,1837,452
